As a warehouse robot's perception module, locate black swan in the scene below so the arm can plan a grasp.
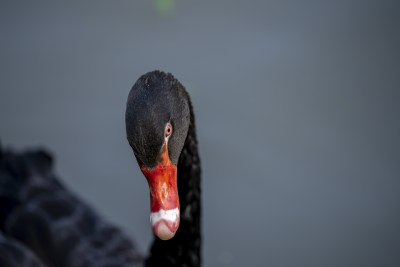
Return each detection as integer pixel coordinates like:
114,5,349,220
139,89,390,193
0,71,201,267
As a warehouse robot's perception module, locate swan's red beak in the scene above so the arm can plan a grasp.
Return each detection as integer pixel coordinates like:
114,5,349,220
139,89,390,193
140,148,180,240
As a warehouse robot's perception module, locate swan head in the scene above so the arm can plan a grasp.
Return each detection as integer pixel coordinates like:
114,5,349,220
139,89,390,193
125,70,190,240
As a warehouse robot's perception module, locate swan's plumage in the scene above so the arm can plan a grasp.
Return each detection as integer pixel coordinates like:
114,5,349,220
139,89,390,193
0,231,45,267
0,148,143,267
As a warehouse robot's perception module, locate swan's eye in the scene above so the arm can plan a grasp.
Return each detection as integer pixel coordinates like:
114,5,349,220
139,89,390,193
165,123,172,137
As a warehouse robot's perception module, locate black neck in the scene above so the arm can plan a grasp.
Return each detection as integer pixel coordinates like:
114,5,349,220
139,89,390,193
145,99,201,267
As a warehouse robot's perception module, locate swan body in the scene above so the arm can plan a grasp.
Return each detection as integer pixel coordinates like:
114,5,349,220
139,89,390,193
0,231,45,267
0,149,143,267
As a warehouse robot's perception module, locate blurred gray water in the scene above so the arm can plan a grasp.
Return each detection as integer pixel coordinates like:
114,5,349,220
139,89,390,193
1,1,400,266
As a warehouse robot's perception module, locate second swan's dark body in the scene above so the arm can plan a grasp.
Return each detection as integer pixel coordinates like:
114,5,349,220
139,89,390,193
0,149,143,267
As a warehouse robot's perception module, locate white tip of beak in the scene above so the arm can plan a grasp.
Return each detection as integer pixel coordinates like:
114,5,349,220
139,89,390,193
156,221,176,240
150,208,180,240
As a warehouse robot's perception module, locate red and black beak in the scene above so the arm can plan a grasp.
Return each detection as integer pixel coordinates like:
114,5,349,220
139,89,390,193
140,146,180,240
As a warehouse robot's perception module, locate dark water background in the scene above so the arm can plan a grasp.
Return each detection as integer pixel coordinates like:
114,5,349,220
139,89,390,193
1,1,399,266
